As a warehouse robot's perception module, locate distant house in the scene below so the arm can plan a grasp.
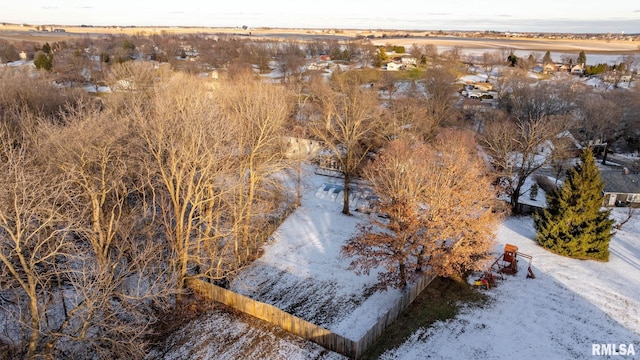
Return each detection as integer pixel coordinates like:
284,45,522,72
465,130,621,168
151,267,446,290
543,63,569,74
461,98,496,112
385,62,402,71
307,62,330,71
473,82,493,91
53,28,66,33
543,63,557,73
570,64,585,75
284,137,324,160
602,71,632,84
601,168,640,206
401,57,417,65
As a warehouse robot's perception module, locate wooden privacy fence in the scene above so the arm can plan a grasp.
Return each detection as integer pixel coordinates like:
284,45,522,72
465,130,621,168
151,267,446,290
187,271,436,359
187,278,357,357
354,271,437,358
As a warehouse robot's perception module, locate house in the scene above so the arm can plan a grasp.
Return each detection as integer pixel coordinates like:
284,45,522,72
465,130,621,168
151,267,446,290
385,62,402,71
401,57,417,65
473,82,493,91
543,63,569,74
461,98,496,112
307,62,330,71
601,168,640,206
543,63,557,73
602,71,632,83
284,137,323,160
570,63,585,75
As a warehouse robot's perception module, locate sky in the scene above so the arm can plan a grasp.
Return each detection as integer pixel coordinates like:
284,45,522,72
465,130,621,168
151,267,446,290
2,1,640,34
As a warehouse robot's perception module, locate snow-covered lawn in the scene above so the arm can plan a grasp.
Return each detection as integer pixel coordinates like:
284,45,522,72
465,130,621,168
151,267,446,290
156,166,640,359
382,211,640,359
230,168,403,340
147,305,345,360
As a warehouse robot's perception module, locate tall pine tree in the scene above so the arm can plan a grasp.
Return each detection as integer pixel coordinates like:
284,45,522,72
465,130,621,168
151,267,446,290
534,148,614,261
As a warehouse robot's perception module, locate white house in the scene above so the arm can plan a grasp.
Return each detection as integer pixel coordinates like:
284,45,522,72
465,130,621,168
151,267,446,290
385,62,402,71
570,63,585,75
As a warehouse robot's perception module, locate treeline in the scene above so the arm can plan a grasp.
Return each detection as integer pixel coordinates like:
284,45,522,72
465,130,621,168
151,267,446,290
0,33,377,85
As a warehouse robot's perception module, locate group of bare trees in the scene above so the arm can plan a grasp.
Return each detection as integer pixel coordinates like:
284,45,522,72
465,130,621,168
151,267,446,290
0,63,297,358
478,69,640,213
19,31,378,90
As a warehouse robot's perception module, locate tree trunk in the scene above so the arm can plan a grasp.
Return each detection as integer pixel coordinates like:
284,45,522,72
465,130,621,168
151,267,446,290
342,172,351,215
296,161,302,206
510,186,522,215
27,290,39,359
398,260,407,289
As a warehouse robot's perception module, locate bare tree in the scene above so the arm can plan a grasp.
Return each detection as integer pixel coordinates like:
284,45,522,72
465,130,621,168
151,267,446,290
276,41,306,82
40,102,138,269
0,129,72,358
215,70,294,263
52,47,90,86
573,92,621,148
382,95,425,142
416,66,460,139
481,79,574,213
480,51,503,81
132,73,236,292
310,72,383,214
408,43,424,65
0,39,20,63
246,41,275,74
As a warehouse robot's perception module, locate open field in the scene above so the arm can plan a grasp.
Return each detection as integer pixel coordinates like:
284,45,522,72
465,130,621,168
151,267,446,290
1,23,639,54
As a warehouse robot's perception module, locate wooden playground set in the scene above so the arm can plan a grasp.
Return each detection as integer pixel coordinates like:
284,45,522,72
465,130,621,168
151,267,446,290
475,244,535,289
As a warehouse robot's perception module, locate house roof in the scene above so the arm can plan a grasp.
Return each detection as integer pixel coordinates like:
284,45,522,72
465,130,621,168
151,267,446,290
601,171,640,194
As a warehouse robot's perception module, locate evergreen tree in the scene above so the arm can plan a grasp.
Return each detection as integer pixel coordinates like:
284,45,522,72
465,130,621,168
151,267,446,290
41,42,51,54
577,50,587,65
529,182,539,200
542,50,553,65
374,46,388,68
34,50,53,71
534,148,614,261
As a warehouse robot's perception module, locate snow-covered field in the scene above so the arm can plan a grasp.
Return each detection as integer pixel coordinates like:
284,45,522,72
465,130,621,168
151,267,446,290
156,166,640,359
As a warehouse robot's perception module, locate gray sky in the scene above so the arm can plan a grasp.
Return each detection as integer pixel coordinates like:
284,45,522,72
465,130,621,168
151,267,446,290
2,1,640,33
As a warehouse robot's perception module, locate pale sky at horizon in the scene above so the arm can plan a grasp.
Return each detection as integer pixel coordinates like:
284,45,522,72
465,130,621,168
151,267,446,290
2,1,640,34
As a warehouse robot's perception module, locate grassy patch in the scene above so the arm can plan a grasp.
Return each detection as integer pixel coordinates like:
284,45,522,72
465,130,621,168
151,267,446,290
359,276,487,360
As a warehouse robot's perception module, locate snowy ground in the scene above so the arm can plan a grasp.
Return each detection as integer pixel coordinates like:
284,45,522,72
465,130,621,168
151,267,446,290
229,168,402,340
381,211,640,360
147,305,346,360
156,166,640,359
